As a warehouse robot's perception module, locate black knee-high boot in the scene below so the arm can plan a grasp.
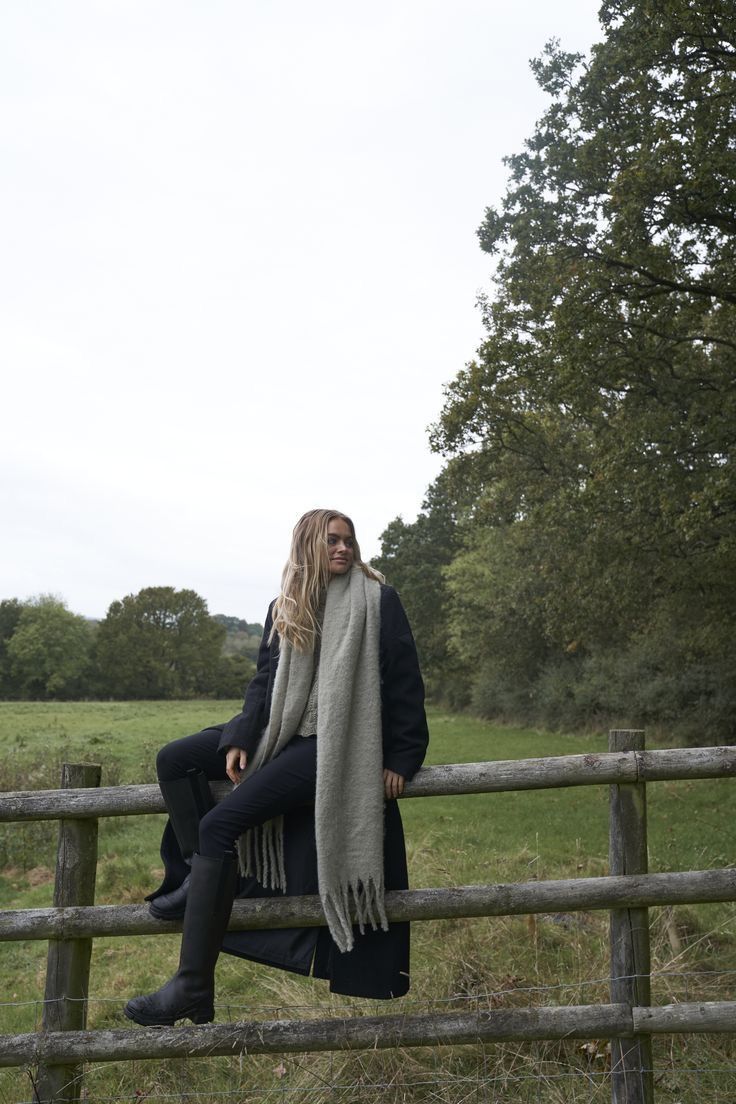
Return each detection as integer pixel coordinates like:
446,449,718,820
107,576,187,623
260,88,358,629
149,771,214,920
126,853,236,1027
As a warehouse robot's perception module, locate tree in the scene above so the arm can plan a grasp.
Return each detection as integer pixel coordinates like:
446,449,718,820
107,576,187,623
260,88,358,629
7,596,93,699
428,0,736,737
211,654,256,699
212,615,264,661
0,599,24,697
372,473,466,702
95,587,226,699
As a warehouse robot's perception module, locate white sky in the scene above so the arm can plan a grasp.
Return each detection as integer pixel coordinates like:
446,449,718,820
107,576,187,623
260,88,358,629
2,0,601,622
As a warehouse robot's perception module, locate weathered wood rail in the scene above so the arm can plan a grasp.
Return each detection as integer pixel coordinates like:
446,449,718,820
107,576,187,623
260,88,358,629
2,745,733,821
3,1002,736,1068
0,733,734,1104
2,868,735,941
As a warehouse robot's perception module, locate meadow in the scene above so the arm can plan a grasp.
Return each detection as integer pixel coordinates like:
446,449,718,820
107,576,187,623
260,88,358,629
0,702,734,1103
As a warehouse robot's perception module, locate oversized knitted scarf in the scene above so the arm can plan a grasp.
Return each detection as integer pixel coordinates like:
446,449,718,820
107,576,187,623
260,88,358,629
237,566,387,953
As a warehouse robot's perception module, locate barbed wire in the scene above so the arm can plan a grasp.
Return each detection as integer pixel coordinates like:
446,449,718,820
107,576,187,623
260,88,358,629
0,965,734,1014
3,967,732,1102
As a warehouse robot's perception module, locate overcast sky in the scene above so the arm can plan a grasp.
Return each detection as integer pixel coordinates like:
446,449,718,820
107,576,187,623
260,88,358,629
2,1,601,622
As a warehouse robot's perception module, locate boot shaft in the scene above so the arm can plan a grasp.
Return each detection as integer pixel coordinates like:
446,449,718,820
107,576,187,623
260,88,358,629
178,852,237,977
160,771,215,860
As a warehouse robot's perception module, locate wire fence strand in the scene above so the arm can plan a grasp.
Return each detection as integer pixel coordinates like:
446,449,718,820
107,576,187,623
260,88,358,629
2,966,735,1016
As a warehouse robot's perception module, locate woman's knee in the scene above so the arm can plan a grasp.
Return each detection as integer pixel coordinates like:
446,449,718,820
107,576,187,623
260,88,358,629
198,807,235,857
156,728,226,783
156,741,187,782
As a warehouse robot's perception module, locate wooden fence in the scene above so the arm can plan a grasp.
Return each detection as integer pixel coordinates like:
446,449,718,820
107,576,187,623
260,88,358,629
0,730,735,1104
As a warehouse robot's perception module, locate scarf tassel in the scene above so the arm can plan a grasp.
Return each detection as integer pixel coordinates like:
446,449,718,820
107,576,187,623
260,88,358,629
320,875,389,954
237,829,388,956
238,819,286,891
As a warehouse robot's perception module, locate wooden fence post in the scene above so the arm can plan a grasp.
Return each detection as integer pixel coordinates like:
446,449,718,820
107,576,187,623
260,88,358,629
36,764,102,1104
609,730,653,1104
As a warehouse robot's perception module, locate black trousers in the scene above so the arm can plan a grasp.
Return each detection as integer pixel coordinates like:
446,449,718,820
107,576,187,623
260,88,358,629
156,729,317,859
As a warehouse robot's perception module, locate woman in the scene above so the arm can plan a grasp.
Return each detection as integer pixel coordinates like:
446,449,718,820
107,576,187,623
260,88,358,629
125,509,428,1027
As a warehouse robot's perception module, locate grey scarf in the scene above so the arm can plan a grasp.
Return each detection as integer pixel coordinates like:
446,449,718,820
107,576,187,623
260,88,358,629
238,566,386,953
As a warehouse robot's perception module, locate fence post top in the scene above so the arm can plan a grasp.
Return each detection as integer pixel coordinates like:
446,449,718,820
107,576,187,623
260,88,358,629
60,764,102,788
609,730,646,753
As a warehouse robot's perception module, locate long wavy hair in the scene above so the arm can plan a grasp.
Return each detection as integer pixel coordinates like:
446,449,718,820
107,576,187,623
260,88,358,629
271,509,383,652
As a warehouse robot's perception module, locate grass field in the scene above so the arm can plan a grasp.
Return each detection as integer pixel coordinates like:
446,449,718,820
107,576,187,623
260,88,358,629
0,702,734,1103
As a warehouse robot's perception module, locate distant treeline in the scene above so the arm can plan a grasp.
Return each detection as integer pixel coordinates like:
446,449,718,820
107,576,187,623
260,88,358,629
0,589,262,701
373,3,736,746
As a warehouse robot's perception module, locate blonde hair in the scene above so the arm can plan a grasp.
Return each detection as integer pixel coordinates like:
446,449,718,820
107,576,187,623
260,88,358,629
271,509,383,652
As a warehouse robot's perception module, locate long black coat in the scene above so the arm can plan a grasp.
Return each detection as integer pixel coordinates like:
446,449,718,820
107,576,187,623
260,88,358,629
155,584,428,999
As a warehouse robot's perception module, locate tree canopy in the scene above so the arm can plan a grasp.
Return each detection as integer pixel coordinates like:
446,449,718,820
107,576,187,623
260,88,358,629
379,0,736,740
5,596,93,699
0,599,24,697
95,587,227,699
372,474,465,703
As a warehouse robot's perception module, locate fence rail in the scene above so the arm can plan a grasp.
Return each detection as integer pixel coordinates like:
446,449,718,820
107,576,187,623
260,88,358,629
3,1002,736,1069
1,868,735,941
2,745,734,821
0,733,734,1104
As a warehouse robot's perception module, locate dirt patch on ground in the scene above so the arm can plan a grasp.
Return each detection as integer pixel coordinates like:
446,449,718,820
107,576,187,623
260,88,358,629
26,865,55,886
2,865,55,887
116,885,148,904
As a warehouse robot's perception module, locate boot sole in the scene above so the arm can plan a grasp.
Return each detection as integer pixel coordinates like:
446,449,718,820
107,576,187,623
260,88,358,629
148,902,187,921
123,1001,214,1027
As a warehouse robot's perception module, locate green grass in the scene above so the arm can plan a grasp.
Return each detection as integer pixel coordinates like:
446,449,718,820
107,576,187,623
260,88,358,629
0,702,734,1103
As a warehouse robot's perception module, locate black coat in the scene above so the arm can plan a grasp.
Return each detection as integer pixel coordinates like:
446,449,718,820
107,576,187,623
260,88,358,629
156,584,428,999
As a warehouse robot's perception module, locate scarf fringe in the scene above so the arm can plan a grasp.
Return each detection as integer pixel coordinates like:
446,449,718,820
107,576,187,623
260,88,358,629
238,818,286,890
320,875,389,954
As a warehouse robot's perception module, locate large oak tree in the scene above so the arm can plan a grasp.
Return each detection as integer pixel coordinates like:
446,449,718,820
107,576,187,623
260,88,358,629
96,587,225,699
416,0,735,735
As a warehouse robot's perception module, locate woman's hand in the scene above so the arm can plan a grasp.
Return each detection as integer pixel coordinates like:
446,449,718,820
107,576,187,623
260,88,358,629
225,746,248,784
383,769,405,801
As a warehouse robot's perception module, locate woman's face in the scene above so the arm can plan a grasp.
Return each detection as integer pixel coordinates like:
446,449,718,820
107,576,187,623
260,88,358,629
326,518,355,575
